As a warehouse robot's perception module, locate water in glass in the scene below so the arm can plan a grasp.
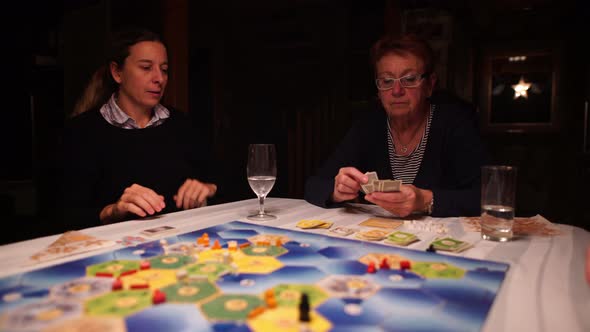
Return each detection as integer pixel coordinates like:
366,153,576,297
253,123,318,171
247,144,277,221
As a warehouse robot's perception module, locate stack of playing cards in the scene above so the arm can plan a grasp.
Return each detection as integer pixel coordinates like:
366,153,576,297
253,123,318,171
354,229,389,241
296,219,333,229
360,171,402,194
430,237,473,253
328,226,357,237
384,231,419,246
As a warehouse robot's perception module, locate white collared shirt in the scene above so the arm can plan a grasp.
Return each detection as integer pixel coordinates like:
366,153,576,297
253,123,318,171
99,94,170,129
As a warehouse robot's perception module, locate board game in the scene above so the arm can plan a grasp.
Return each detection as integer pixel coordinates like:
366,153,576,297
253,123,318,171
0,221,509,331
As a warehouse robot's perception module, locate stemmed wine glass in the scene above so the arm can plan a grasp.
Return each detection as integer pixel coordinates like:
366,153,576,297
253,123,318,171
247,144,277,221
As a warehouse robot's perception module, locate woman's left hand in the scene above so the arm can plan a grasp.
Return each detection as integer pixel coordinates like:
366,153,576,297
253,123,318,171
174,178,217,210
364,184,430,217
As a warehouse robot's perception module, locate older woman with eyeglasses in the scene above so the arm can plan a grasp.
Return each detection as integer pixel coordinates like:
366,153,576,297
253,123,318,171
304,34,488,217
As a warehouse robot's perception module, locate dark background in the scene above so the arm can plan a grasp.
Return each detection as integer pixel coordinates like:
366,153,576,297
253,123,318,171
2,0,589,245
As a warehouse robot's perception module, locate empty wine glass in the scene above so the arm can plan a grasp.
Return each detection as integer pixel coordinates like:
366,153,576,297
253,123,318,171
247,144,277,221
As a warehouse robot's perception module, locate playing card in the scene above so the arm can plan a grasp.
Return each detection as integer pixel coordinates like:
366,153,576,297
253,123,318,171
296,220,329,229
359,218,403,229
431,237,472,252
328,226,356,236
140,225,177,237
384,231,419,246
355,229,389,241
381,180,401,192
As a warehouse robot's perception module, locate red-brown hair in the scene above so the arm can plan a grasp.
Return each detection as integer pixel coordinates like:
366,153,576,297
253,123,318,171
370,34,435,74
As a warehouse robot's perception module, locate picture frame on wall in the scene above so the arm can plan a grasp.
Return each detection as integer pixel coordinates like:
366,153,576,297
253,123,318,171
479,44,559,133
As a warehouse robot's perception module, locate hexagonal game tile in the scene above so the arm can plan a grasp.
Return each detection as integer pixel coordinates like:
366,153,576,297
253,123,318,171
200,294,264,321
86,290,151,317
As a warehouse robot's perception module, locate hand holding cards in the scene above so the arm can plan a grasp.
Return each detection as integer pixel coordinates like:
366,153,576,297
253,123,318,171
360,171,401,194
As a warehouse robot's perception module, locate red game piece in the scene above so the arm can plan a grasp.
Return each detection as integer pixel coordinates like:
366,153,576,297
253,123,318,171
140,261,151,270
400,260,411,271
120,269,138,277
367,262,377,273
112,279,123,291
379,258,390,270
152,289,166,304
131,283,149,289
95,272,114,278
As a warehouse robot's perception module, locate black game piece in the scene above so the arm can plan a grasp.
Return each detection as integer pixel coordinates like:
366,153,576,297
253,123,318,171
426,244,436,253
299,293,311,322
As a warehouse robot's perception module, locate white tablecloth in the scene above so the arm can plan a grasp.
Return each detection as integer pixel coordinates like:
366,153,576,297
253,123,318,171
0,197,588,331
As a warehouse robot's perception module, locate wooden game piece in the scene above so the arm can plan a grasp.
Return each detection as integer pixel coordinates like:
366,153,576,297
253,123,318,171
400,260,411,271
239,242,251,249
275,238,283,247
212,239,221,250
152,289,166,304
176,269,187,280
299,293,311,322
367,262,377,273
426,244,436,253
266,296,277,308
228,240,238,251
248,306,266,318
96,272,114,278
264,289,274,299
379,258,390,270
140,261,150,270
112,279,123,291
120,269,138,277
131,283,149,289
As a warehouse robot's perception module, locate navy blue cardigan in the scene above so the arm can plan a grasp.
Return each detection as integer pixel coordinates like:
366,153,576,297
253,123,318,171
304,103,488,217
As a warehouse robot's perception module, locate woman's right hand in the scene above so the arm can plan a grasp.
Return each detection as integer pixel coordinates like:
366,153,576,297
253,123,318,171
331,167,368,203
100,184,165,223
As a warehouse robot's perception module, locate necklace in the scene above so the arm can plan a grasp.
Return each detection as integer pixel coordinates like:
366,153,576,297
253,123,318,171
387,115,426,155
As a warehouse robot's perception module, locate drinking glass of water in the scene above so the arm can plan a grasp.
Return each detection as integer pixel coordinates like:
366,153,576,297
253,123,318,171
481,165,517,242
247,144,277,221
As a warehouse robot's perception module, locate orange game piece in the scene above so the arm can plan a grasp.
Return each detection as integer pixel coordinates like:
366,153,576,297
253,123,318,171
212,239,221,250
248,306,266,318
266,296,277,308
275,239,283,247
264,289,275,299
239,242,251,249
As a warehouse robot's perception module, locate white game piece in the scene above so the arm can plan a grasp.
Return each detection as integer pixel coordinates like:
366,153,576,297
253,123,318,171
176,269,187,279
132,249,145,256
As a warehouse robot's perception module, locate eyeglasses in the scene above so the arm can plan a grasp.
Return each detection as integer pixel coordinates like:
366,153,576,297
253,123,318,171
375,73,430,90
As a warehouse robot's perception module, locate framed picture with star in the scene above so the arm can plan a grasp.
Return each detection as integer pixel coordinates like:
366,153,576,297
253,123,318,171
479,44,559,133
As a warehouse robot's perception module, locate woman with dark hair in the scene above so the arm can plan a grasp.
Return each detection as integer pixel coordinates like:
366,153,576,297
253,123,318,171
63,28,217,227
304,34,488,217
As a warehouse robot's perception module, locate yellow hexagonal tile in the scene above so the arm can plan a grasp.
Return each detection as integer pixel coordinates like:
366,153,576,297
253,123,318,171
120,269,177,290
248,307,331,332
233,256,284,274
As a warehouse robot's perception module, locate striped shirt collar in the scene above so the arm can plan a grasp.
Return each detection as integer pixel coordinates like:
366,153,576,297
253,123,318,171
99,94,170,129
